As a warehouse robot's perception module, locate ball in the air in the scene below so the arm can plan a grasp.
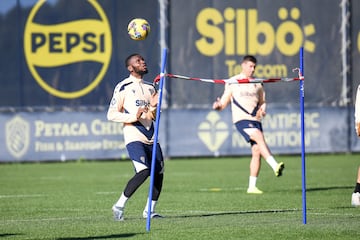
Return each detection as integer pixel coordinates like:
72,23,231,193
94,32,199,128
127,18,150,41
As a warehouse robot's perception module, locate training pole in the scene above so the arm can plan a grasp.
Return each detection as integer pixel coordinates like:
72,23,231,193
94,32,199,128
299,47,307,224
146,48,167,232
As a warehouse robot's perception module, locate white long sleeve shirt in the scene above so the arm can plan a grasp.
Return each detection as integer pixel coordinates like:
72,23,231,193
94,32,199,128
107,75,157,145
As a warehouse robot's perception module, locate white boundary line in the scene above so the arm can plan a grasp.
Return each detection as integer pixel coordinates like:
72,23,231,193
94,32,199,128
0,216,107,224
0,194,45,199
95,191,117,195
0,208,356,225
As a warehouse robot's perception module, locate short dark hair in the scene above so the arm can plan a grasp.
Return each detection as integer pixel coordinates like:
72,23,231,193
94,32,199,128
242,55,257,64
125,53,140,68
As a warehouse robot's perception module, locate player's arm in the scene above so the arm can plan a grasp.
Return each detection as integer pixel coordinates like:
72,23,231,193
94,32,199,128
355,85,360,136
107,86,139,123
146,91,158,120
256,85,266,120
213,84,231,111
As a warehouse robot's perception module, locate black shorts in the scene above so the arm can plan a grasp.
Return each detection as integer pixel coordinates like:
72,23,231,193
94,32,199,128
235,120,263,146
126,141,164,173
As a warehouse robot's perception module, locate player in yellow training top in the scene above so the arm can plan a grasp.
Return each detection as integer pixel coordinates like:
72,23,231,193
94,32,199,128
213,55,284,194
107,53,164,220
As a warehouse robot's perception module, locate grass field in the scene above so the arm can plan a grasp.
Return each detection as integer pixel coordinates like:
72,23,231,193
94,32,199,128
1,154,359,240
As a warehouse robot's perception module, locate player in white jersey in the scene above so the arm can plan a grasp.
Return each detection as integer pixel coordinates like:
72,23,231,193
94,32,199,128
352,84,360,207
107,54,164,220
213,55,284,194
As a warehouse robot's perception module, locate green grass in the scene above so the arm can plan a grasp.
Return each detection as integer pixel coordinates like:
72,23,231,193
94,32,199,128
1,154,359,239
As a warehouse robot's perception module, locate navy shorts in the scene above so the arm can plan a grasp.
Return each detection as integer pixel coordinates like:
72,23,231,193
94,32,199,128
235,120,263,145
126,141,164,173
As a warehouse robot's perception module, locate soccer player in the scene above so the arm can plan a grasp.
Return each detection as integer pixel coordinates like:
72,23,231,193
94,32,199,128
213,55,284,194
107,53,164,220
352,84,360,207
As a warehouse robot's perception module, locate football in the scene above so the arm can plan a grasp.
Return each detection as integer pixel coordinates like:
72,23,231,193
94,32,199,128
127,18,150,41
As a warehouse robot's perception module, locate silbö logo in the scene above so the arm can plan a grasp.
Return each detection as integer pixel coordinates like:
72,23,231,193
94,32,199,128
24,0,112,99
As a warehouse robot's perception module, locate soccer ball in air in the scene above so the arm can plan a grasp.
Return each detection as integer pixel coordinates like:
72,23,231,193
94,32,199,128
127,18,150,40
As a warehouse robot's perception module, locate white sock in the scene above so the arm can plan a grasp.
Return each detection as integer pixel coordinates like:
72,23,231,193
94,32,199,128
249,176,257,188
266,156,278,170
144,199,157,213
115,192,128,208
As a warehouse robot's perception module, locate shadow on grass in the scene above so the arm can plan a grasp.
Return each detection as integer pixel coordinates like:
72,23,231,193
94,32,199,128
306,186,353,192
56,233,139,240
276,185,353,193
0,233,24,238
170,208,301,219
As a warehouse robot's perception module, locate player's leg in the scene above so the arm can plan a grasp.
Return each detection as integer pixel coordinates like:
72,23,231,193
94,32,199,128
248,128,284,177
356,167,360,189
112,141,150,220
234,121,263,193
351,166,360,207
250,144,261,178
143,172,164,218
247,143,263,194
151,144,164,200
248,129,270,158
112,168,150,221
143,143,165,218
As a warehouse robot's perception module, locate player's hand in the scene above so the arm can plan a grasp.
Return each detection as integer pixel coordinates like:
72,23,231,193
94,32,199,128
212,97,222,110
136,106,148,119
356,122,360,137
256,104,266,120
149,92,158,108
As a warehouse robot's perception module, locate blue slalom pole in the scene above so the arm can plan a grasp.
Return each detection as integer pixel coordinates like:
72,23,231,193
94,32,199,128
299,47,307,224
146,48,167,232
